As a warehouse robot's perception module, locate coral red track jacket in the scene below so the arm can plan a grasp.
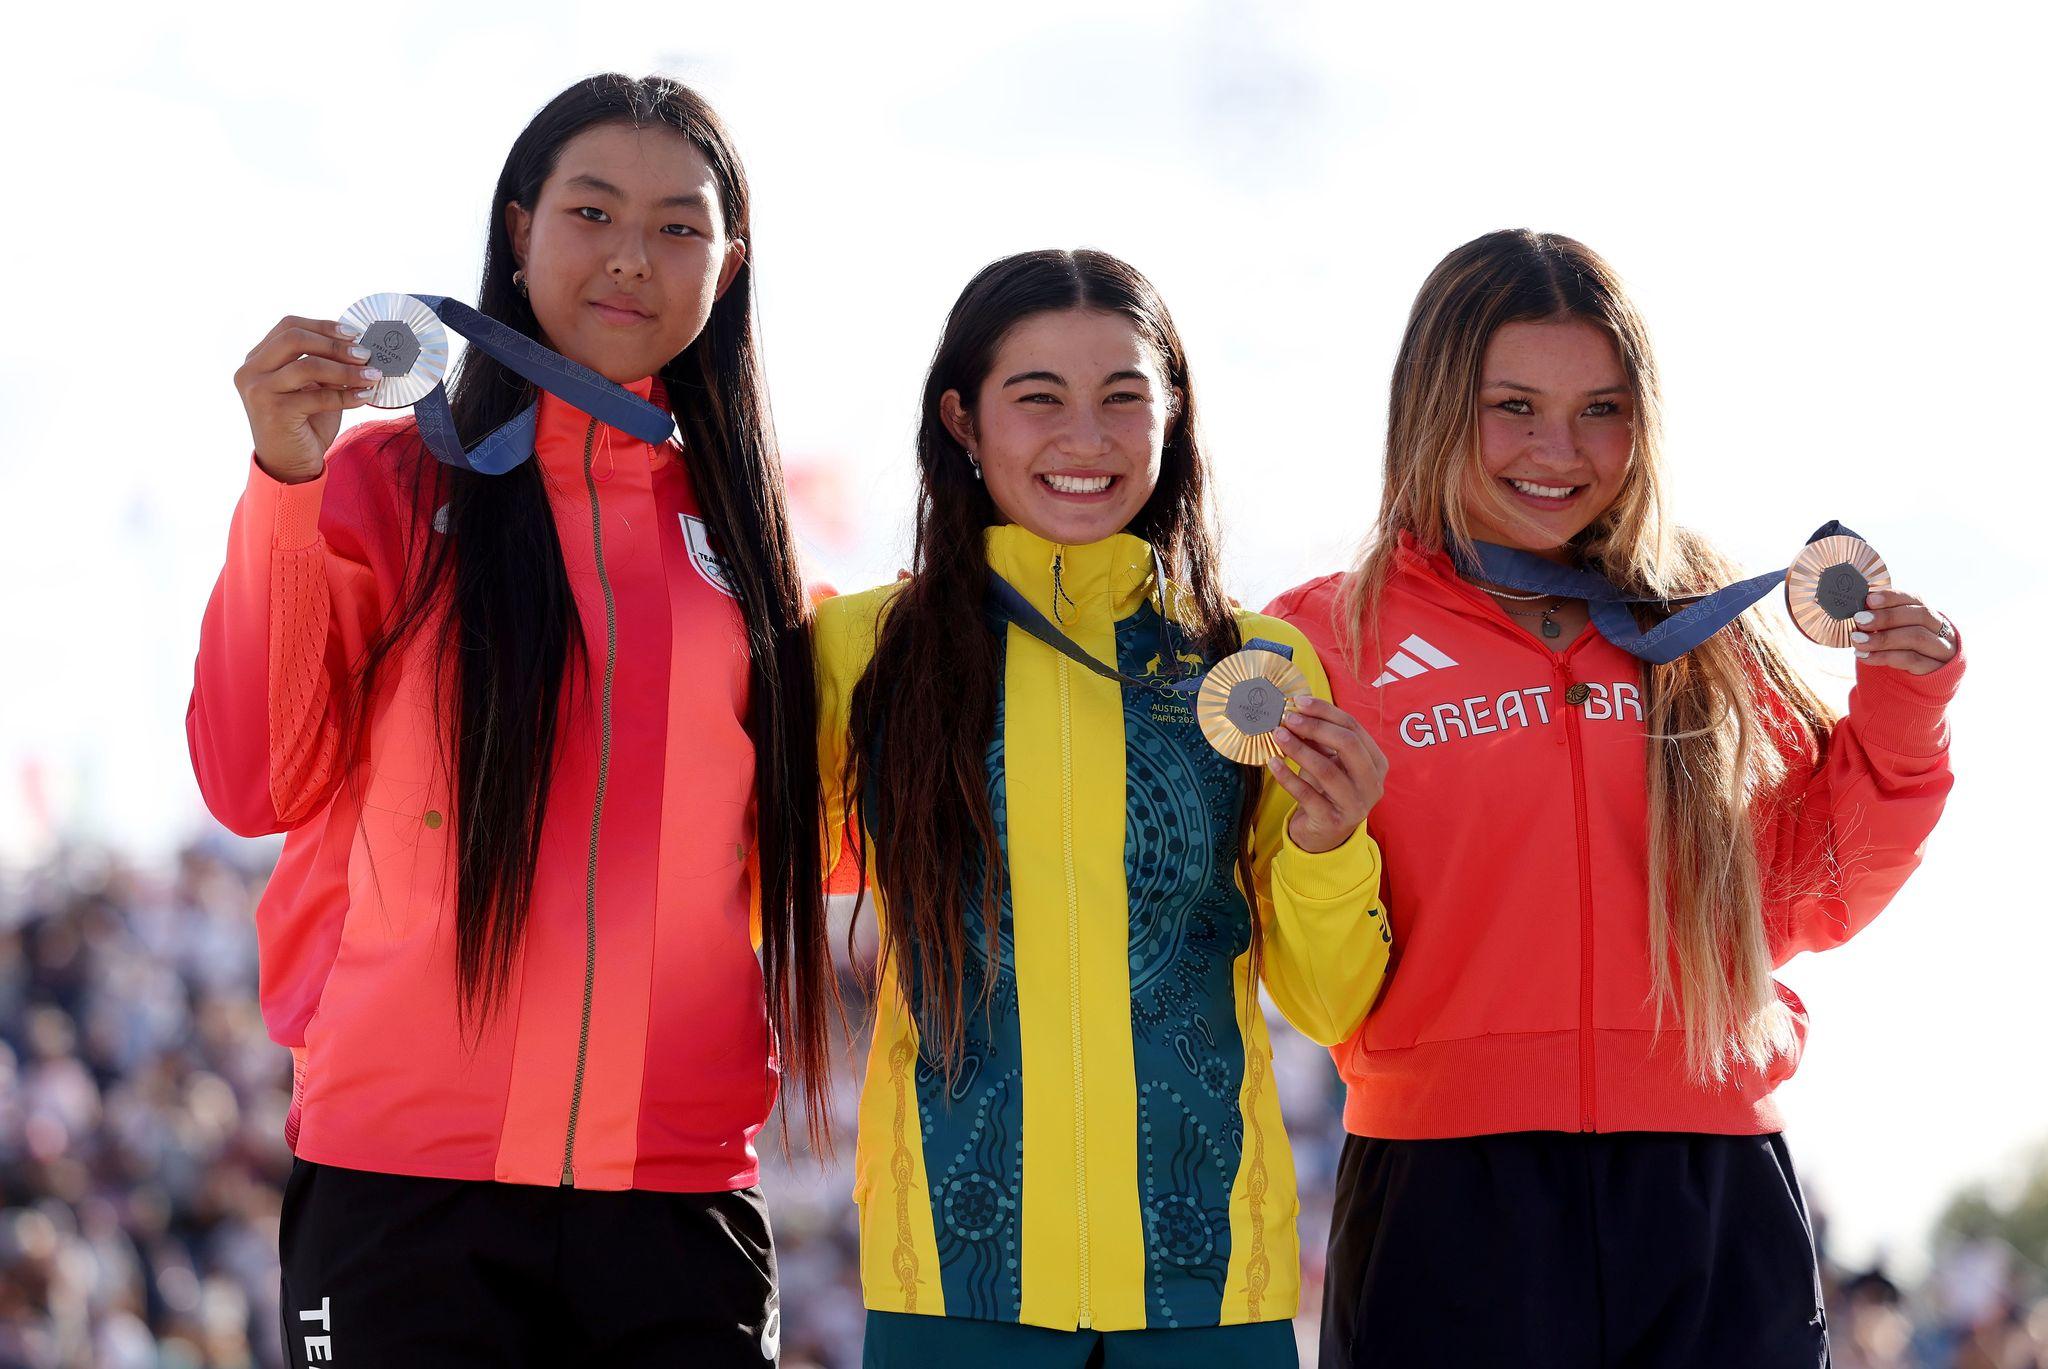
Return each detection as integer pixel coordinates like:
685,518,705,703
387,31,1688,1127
1267,531,1962,1139
188,384,772,1191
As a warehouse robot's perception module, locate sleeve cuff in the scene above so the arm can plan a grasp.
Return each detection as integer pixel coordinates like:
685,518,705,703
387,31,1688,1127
1848,627,1965,757
1275,817,1382,903
249,454,329,552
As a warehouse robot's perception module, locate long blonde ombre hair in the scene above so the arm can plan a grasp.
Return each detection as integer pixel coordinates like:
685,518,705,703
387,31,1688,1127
1343,229,1837,1080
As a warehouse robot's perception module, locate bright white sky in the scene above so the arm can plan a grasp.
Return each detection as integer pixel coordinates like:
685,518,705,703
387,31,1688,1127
0,0,2040,1278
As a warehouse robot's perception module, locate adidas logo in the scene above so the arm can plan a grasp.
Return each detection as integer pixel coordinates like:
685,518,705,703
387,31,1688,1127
1371,635,1458,688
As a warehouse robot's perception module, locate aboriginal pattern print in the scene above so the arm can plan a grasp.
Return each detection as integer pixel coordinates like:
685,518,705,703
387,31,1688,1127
1117,605,1256,1328
908,658,1026,1323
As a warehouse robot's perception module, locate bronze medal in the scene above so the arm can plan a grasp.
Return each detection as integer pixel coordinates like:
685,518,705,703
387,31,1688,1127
1785,534,1890,648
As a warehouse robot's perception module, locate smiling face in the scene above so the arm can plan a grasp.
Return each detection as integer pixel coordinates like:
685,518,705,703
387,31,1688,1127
941,308,1176,546
505,122,743,384
1463,317,1636,556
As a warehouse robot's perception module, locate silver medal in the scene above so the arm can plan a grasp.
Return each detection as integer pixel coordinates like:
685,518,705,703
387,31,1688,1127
339,293,450,409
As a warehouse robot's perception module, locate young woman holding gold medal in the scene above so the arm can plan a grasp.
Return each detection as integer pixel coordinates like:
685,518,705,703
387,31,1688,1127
1266,230,1964,1368
188,76,830,1366
816,249,1394,1367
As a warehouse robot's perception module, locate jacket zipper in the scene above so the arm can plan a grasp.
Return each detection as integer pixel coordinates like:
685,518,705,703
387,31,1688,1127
1455,575,1606,1129
1052,551,1093,1328
1555,652,1598,1132
562,418,614,1185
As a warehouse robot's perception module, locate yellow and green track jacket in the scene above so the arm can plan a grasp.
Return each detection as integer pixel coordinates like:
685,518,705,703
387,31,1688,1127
817,525,1392,1333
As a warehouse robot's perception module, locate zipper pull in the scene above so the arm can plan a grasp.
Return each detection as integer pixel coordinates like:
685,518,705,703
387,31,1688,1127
1555,657,1591,708
1051,550,1076,624
560,1160,575,1186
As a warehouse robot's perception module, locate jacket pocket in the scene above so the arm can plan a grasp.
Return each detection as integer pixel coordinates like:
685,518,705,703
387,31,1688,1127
347,765,454,943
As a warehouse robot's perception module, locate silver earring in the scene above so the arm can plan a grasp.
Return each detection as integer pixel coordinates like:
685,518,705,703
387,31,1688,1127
966,450,983,481
512,269,528,296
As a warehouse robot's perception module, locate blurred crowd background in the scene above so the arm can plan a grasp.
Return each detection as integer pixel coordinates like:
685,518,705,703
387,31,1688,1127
8,7,2045,1360
4,0,2040,1362
2,839,2042,1367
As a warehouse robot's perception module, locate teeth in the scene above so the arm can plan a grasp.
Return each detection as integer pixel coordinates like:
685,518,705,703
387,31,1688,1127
1509,478,1577,499
1043,473,1113,494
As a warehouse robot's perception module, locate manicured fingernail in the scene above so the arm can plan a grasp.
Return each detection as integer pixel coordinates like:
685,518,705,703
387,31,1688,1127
335,323,361,339
1855,651,1870,660
1850,631,1870,644
354,388,376,401
1866,590,1886,606
1854,611,1876,625
348,345,372,361
361,367,382,382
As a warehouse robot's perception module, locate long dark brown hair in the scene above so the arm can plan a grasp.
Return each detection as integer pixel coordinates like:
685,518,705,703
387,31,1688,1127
844,249,1260,1068
344,74,835,1137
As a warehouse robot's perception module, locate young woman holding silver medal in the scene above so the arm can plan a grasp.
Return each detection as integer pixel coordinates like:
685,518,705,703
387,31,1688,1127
1266,229,1964,1368
815,250,1394,1367
188,75,829,1366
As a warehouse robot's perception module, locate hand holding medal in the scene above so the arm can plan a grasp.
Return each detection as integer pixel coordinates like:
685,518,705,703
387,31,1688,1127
1194,643,1387,852
234,293,675,486
234,314,391,485
1263,695,1389,855
1840,587,1958,675
1781,532,1956,675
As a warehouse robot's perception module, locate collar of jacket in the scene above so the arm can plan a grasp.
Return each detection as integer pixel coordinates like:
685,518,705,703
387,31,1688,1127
984,523,1159,628
1393,526,1554,631
533,373,671,484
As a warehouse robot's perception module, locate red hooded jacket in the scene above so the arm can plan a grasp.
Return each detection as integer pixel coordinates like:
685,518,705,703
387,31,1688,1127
1266,532,1962,1139
187,386,772,1191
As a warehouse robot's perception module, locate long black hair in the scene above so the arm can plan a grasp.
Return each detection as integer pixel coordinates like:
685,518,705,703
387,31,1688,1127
845,249,1259,1069
346,74,835,1138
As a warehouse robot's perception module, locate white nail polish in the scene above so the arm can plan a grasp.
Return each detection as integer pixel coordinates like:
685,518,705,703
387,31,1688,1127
1850,631,1870,644
1855,651,1870,660
1854,611,1876,625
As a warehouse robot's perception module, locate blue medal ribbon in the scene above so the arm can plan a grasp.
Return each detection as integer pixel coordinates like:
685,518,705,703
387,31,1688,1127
983,552,1293,694
1452,520,1862,664
405,294,674,475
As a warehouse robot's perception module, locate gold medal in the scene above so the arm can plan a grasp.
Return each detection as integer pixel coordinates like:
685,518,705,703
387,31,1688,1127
1785,533,1890,648
1196,647,1311,765
339,293,450,409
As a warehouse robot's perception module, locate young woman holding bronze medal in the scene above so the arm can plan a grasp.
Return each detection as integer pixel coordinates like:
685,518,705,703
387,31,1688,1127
188,75,828,1366
1266,230,1964,1368
816,250,1394,1367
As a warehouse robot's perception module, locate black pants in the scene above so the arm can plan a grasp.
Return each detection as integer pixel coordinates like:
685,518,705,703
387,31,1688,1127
1319,1131,1828,1369
278,1159,779,1367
